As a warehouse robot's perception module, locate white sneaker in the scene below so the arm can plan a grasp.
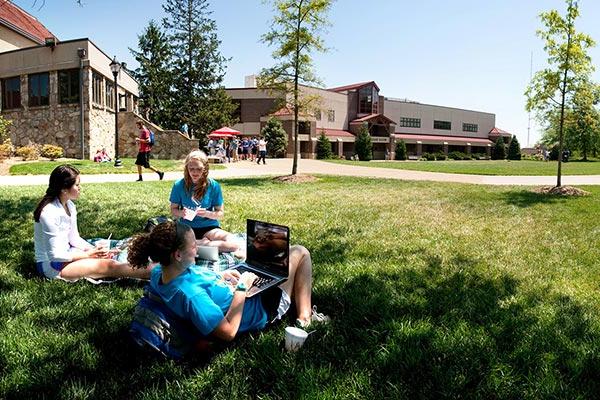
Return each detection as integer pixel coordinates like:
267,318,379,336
296,306,330,328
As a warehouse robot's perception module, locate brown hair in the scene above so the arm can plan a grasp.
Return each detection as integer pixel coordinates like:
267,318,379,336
127,221,191,268
33,164,80,222
183,150,210,201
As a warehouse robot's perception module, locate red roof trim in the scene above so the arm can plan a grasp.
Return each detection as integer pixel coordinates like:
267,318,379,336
350,113,395,124
328,81,380,92
316,128,354,137
0,1,56,44
395,133,493,145
489,127,512,136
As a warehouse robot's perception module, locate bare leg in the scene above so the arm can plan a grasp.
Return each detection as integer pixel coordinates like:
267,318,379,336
137,165,142,175
203,228,241,253
279,245,312,322
59,258,151,280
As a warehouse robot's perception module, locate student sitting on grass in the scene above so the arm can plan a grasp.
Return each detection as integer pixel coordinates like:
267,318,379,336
33,164,151,282
127,221,329,341
170,150,242,257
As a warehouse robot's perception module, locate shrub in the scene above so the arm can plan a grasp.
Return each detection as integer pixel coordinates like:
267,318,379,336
507,136,522,160
395,139,407,160
471,152,485,160
448,151,468,160
262,117,287,158
491,137,506,160
422,152,435,161
355,124,372,161
435,152,447,161
16,145,40,161
0,115,11,143
315,131,333,159
41,144,64,161
0,139,14,160
549,145,559,161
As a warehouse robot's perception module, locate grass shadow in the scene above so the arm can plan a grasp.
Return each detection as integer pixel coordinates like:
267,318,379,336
500,189,570,208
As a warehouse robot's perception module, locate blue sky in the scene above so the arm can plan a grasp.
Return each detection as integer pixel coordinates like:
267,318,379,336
13,0,600,146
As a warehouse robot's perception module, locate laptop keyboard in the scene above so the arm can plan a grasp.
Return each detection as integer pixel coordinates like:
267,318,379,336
235,266,272,288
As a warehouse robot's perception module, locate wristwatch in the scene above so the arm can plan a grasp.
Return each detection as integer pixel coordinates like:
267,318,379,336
236,282,247,292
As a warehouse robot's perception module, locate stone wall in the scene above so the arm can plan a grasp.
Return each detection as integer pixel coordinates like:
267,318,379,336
117,111,199,160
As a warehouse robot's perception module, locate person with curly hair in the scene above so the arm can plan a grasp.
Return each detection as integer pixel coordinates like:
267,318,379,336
33,165,151,281
127,221,328,341
169,150,241,256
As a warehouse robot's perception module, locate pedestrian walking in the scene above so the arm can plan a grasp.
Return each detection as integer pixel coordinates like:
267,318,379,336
135,121,164,182
257,136,268,164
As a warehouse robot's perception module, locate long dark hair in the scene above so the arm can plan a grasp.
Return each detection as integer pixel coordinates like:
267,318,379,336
33,164,80,222
128,221,191,268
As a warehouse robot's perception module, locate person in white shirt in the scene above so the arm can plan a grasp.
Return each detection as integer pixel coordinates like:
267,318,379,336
33,165,151,281
256,137,268,164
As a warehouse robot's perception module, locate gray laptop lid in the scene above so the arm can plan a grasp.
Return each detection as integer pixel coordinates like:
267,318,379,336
245,219,290,278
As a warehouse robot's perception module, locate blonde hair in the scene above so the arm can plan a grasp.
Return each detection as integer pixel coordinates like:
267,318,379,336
183,150,210,200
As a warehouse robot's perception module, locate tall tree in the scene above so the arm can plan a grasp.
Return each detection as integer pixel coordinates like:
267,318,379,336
491,137,506,160
162,0,234,139
129,20,173,127
568,80,600,160
525,0,595,187
507,136,522,160
315,130,332,159
355,124,372,161
261,117,288,157
259,0,334,175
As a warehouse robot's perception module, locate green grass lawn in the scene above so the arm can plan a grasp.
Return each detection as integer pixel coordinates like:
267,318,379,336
8,158,225,175
2,177,600,399
328,158,600,176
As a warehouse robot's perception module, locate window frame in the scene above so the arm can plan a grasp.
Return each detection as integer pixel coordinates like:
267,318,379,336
1,76,21,110
399,117,421,128
327,109,335,122
28,72,50,107
433,120,451,130
462,122,478,133
92,72,103,106
58,69,80,104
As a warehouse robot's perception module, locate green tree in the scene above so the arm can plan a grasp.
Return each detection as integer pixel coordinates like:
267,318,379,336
355,124,372,161
395,139,407,160
129,20,173,127
568,80,600,160
261,117,288,158
259,0,334,175
162,0,235,139
507,136,522,160
525,0,595,187
491,137,506,160
315,130,332,159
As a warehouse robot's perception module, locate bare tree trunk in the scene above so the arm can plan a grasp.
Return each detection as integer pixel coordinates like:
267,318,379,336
291,1,303,176
556,8,574,188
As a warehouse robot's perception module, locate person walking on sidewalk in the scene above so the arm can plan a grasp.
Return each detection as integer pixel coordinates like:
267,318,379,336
135,121,164,182
257,136,268,164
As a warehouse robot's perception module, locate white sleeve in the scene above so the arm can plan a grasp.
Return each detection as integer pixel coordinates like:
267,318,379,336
39,206,73,262
68,202,92,250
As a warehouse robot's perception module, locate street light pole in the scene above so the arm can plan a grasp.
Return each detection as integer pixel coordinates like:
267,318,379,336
110,56,122,167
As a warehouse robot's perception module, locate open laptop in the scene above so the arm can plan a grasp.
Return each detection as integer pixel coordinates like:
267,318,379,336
226,219,290,297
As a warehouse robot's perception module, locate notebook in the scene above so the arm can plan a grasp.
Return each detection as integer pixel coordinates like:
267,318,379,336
226,219,290,297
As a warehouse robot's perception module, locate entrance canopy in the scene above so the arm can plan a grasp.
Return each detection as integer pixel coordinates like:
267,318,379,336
211,126,241,135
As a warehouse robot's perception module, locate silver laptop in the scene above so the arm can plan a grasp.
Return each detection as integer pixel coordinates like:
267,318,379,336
226,219,290,297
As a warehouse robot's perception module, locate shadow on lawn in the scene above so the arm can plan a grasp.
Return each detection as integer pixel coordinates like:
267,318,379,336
500,189,571,208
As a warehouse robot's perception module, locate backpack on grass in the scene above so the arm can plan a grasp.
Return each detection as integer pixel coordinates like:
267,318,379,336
130,285,200,359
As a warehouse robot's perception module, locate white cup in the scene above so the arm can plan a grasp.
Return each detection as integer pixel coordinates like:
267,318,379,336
96,239,110,250
284,326,308,352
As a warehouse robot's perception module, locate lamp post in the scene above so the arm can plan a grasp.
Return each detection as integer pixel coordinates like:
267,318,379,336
109,56,122,167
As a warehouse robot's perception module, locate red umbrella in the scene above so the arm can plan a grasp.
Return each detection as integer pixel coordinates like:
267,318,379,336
208,132,234,139
211,126,241,136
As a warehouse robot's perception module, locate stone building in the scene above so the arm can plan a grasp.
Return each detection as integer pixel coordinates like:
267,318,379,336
227,76,514,160
0,1,196,160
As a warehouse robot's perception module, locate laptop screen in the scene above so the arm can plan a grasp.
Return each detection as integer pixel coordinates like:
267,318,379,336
246,219,290,276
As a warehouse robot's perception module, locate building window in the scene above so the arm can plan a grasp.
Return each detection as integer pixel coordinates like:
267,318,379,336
314,109,321,121
58,69,80,104
1,76,21,109
298,121,311,135
28,72,49,107
92,72,103,105
105,81,115,110
327,109,335,122
434,120,451,130
463,123,478,132
399,117,421,128
358,85,379,114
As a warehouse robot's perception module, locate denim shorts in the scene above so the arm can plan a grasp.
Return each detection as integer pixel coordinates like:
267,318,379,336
36,260,67,280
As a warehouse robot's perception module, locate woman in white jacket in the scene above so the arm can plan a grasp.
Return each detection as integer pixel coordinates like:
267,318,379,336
33,165,150,281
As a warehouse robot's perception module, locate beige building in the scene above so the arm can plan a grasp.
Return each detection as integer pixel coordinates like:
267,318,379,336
227,77,513,160
0,1,196,159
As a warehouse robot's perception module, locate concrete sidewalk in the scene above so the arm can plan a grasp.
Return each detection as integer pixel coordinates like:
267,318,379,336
2,158,600,186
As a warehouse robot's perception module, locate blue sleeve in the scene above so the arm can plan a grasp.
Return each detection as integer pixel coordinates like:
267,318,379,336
169,179,183,205
185,291,225,336
211,180,223,207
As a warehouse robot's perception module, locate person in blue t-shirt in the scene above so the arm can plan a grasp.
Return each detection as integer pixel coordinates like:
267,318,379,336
127,221,329,341
170,150,240,255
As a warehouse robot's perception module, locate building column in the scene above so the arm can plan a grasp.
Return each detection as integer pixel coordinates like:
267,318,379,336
466,143,472,154
443,142,449,155
337,138,343,158
389,134,396,160
416,141,422,157
486,144,491,158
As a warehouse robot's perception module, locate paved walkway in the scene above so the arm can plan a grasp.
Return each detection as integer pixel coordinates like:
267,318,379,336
2,158,600,186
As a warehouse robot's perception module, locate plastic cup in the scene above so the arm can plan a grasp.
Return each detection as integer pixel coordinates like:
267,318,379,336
96,239,110,250
284,326,308,352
